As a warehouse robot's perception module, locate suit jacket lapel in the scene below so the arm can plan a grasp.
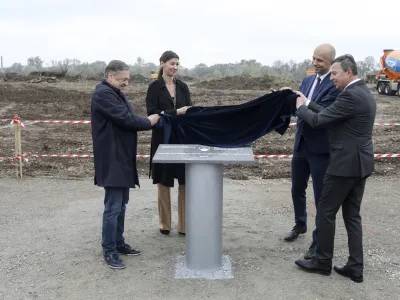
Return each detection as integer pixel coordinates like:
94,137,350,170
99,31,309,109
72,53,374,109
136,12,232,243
158,76,175,108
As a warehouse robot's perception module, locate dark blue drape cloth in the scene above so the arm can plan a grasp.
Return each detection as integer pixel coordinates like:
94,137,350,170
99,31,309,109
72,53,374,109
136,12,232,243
157,90,298,147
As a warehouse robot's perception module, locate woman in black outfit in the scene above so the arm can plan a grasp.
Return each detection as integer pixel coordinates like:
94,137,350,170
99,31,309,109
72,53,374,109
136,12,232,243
146,51,192,235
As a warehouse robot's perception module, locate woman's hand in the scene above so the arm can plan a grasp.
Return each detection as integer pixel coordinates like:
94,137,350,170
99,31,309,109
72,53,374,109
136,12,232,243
177,106,191,115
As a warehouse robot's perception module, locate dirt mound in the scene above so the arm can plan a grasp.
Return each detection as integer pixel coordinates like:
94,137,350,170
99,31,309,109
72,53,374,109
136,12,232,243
2,72,32,82
178,75,197,82
29,71,66,78
194,75,299,90
132,74,152,84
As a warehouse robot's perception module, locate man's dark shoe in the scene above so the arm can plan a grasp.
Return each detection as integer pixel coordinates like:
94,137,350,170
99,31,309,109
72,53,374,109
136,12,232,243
284,225,307,241
117,244,142,256
295,258,331,276
334,265,363,283
103,253,125,269
304,241,317,259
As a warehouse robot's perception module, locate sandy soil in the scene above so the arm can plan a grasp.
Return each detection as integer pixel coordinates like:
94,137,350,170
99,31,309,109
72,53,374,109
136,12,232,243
0,176,399,299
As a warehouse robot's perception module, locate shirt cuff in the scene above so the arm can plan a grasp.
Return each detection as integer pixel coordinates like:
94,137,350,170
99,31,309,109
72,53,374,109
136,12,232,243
305,98,311,106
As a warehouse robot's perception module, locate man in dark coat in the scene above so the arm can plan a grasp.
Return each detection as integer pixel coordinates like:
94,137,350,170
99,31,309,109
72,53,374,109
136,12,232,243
91,60,160,269
294,54,376,283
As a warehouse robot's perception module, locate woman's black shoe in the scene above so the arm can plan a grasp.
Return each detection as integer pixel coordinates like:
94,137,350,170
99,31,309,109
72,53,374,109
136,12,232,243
160,229,170,235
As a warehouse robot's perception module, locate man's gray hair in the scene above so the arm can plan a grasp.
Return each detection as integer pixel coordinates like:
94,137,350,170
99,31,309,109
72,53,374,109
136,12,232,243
105,60,130,78
332,54,358,75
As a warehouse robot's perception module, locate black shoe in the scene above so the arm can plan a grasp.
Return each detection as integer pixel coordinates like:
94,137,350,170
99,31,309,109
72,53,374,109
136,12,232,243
178,232,186,236
117,244,142,256
295,258,331,276
160,229,170,235
334,265,363,283
103,253,125,269
304,241,317,260
284,225,307,242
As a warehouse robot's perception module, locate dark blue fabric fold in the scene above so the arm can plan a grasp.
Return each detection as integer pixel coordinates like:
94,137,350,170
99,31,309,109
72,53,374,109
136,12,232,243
156,90,298,147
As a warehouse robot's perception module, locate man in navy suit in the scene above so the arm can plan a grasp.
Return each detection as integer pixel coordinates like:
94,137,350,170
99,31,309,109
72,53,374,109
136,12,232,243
283,44,340,260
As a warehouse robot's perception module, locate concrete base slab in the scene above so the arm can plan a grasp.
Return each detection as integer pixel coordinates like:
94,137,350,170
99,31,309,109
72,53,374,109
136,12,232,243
174,254,234,280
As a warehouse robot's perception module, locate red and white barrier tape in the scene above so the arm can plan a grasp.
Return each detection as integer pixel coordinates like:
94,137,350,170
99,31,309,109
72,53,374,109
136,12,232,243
1,153,399,163
254,154,400,159
5,153,150,162
1,119,400,127
1,119,90,125
8,116,26,129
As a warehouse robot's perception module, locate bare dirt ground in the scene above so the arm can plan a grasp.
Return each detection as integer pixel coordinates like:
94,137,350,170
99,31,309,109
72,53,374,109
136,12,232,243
0,78,400,299
0,79,399,180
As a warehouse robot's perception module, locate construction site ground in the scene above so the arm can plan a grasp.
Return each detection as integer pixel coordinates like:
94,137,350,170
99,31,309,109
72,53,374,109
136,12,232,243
0,78,399,299
0,78,399,180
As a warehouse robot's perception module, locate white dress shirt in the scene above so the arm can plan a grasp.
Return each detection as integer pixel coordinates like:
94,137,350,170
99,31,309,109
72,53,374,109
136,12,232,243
305,72,330,106
344,78,361,90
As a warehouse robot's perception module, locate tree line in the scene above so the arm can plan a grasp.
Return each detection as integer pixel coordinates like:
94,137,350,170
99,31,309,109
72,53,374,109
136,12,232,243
3,55,381,81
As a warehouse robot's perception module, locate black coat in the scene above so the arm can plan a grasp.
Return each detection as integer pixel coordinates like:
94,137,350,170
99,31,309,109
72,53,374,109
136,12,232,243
146,77,192,187
91,80,151,188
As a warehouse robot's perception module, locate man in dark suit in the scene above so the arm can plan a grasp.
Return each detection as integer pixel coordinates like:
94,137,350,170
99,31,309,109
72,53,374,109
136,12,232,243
284,44,340,260
294,54,376,283
91,60,160,269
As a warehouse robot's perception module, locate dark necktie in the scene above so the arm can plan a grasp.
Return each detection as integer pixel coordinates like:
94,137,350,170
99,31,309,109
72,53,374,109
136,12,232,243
310,77,321,99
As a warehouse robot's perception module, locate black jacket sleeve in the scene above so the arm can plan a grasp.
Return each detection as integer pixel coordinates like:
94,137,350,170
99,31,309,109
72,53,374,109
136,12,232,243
296,90,354,128
93,89,151,130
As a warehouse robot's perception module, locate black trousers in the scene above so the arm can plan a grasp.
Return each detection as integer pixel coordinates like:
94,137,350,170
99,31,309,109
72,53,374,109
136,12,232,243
291,139,330,242
316,173,368,275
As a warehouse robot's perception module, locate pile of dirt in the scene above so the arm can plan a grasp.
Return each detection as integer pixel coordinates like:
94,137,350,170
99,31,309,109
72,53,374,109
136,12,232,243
178,75,197,82
28,76,59,83
194,75,299,90
29,71,65,78
2,72,33,82
132,74,152,84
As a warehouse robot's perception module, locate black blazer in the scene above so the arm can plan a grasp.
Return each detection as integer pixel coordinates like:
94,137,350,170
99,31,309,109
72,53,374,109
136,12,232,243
296,80,376,178
145,77,192,187
146,77,192,116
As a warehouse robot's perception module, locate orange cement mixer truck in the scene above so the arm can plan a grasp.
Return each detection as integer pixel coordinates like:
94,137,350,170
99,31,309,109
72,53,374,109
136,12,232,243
376,49,400,96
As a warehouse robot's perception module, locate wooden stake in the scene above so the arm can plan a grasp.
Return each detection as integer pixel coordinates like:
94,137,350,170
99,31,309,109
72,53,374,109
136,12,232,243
13,118,23,179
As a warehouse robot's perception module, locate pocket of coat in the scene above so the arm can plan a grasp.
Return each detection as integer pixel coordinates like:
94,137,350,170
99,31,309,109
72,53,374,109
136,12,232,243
330,143,344,150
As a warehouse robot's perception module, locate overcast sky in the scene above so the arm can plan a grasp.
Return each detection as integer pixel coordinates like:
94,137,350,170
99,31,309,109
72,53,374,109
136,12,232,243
1,0,399,69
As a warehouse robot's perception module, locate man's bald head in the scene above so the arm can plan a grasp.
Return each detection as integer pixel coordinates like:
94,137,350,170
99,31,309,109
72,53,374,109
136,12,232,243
312,44,336,76
314,44,336,61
